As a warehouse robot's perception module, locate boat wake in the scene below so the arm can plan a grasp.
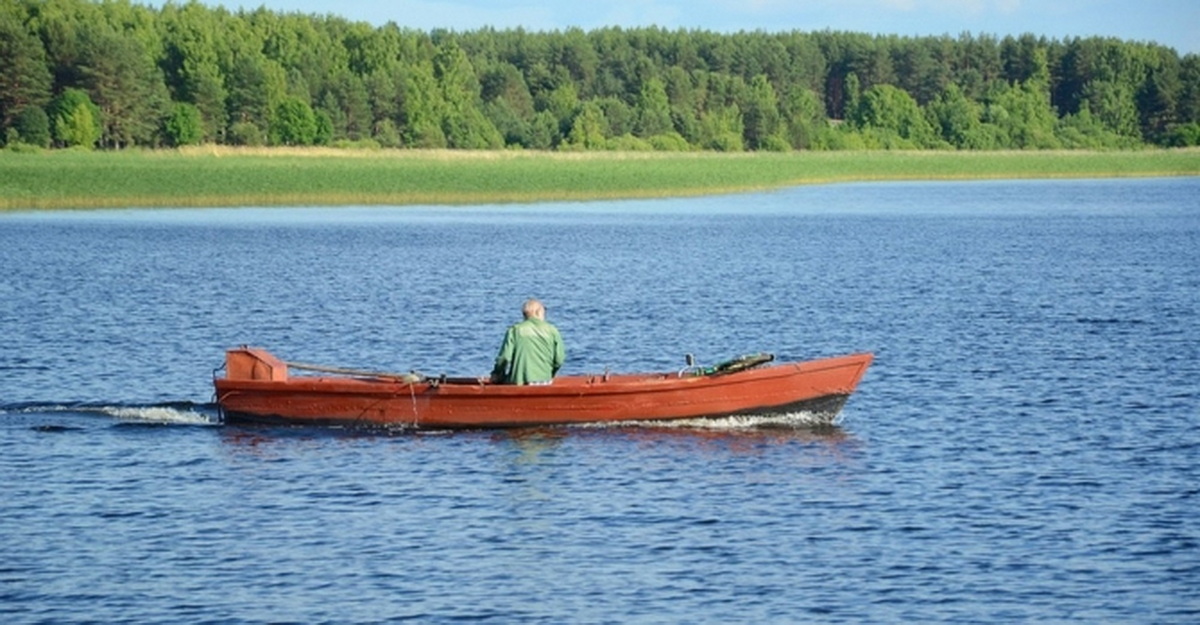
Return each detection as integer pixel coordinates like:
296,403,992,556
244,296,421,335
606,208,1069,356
102,404,221,426
3,402,221,426
575,410,841,431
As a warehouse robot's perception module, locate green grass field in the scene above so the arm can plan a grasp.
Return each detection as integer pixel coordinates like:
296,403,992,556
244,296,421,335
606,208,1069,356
1,147,1197,210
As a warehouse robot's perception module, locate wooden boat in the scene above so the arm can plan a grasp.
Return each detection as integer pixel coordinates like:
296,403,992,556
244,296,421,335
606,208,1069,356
214,347,872,429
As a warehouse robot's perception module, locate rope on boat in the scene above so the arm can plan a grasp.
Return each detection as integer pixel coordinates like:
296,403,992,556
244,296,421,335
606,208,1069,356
284,360,425,383
407,382,419,428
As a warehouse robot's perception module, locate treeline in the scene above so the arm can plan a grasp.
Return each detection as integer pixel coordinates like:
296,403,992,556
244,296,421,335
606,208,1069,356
2,0,1199,152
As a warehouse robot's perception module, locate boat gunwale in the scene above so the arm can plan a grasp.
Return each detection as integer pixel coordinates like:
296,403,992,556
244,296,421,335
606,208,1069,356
214,352,873,399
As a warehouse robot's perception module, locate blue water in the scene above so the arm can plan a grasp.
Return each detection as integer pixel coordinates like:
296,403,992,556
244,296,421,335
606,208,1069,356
2,178,1198,623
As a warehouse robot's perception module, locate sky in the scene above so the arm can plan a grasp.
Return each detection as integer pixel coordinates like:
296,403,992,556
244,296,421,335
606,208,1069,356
160,0,1199,54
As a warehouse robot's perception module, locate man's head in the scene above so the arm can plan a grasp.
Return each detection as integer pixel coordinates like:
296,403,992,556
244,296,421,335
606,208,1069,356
522,299,545,320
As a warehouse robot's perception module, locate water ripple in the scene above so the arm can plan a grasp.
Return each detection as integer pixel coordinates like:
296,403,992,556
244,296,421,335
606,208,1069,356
1,179,1198,623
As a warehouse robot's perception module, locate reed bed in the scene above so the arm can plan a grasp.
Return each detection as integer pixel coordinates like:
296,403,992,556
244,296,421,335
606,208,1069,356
1,148,1196,211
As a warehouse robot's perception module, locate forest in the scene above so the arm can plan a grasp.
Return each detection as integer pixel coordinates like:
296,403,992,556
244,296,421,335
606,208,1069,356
2,0,1199,152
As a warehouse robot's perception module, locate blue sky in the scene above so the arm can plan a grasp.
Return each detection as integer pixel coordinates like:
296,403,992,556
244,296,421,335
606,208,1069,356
162,1,1198,54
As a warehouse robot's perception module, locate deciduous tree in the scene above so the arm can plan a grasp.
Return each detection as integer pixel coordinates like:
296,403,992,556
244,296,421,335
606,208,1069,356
49,87,101,148
269,96,317,145
164,101,204,146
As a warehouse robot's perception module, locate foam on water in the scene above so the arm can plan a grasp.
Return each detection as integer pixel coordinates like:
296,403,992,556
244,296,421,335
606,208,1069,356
3,403,220,426
102,405,220,426
574,410,838,430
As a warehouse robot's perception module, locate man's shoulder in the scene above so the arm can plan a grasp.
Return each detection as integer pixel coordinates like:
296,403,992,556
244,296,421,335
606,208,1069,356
515,318,560,335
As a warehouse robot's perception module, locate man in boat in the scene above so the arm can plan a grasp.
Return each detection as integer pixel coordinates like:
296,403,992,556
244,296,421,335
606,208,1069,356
491,299,565,385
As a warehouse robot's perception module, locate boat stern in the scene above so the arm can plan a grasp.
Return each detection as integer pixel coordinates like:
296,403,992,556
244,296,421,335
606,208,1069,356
224,347,289,382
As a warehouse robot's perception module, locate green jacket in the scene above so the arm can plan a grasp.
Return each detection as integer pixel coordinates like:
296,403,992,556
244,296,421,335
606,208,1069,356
491,318,565,385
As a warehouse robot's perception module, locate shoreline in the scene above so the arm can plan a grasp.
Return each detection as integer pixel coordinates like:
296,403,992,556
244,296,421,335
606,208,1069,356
2,148,1197,211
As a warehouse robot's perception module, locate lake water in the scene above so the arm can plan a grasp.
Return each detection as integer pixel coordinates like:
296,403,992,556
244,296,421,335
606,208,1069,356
2,178,1198,623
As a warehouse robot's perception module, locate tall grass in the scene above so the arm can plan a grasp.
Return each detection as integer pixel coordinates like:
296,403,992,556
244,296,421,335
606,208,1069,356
1,147,1197,210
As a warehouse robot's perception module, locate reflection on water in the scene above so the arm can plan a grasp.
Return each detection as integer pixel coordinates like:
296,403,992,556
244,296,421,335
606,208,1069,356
494,428,569,465
216,418,853,455
495,420,855,459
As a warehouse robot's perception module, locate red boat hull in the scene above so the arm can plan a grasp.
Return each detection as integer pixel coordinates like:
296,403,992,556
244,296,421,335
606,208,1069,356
214,347,872,429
